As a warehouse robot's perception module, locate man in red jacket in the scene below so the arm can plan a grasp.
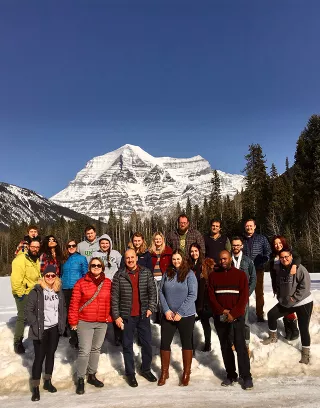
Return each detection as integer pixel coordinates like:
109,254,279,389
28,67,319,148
208,250,253,390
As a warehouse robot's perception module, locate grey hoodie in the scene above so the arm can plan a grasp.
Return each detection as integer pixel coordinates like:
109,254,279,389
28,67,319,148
43,287,59,329
77,236,100,262
92,234,122,281
277,263,311,308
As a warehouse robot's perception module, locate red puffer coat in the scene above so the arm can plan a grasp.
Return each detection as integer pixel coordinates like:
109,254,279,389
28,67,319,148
68,273,112,325
151,246,173,274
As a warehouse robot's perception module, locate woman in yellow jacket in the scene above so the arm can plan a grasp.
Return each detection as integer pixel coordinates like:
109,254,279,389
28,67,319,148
10,239,41,354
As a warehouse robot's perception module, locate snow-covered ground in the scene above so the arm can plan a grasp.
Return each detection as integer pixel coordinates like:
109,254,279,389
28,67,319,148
1,274,320,407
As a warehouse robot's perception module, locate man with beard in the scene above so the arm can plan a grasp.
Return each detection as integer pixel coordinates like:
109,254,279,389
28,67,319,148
11,238,41,354
204,219,231,264
208,250,253,390
231,237,256,353
167,214,205,256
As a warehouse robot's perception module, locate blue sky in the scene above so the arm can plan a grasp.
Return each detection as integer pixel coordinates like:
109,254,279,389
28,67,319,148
0,0,319,198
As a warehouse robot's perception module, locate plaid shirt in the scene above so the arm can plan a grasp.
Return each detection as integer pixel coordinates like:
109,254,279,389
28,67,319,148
39,252,61,276
167,228,205,256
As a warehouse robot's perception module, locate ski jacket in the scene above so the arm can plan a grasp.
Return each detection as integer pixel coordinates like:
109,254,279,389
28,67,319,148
61,252,88,289
11,253,41,297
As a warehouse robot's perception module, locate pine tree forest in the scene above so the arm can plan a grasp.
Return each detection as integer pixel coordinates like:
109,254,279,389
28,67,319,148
1,114,320,275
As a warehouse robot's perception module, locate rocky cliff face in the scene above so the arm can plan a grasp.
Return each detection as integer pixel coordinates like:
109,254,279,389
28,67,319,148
51,144,245,220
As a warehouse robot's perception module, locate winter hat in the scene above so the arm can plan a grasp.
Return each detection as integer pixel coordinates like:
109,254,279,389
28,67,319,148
42,265,57,276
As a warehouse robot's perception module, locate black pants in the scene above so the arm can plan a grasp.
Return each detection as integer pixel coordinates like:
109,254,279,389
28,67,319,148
198,310,213,346
268,301,313,347
32,325,60,380
161,315,195,351
63,289,78,345
122,316,152,376
214,316,251,381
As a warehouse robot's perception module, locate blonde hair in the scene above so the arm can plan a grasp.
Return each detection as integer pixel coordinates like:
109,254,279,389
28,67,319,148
149,232,166,255
128,232,148,254
39,276,62,293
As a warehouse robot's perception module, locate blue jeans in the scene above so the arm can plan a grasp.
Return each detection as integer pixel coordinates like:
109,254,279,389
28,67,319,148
122,316,152,376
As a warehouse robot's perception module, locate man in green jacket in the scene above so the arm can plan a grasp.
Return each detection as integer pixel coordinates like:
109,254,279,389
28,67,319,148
10,239,41,354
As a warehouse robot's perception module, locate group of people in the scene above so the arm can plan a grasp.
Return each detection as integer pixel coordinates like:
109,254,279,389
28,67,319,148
9,215,313,401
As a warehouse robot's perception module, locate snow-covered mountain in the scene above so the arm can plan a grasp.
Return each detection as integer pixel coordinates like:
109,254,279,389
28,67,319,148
51,144,245,221
0,182,91,230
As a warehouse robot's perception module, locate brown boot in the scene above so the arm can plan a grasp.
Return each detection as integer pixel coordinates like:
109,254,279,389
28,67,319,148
262,330,277,345
181,349,193,386
299,347,310,364
158,350,171,386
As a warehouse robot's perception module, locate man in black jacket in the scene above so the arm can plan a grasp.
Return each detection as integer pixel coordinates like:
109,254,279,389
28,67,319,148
112,249,157,387
204,219,231,263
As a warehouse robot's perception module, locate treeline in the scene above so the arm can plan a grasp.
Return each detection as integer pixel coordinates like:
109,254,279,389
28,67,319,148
1,114,320,275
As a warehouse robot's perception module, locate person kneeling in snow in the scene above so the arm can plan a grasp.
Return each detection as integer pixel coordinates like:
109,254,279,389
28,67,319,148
25,265,66,402
262,249,313,364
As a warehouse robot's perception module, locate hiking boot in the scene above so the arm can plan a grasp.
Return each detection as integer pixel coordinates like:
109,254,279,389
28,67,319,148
76,378,85,395
262,330,277,345
43,378,57,393
299,347,310,365
243,378,254,390
87,373,104,387
221,377,238,387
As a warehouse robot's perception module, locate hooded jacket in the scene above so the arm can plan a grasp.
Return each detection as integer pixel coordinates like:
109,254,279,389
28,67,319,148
25,279,66,340
92,234,122,281
77,236,100,262
61,252,88,290
11,253,41,297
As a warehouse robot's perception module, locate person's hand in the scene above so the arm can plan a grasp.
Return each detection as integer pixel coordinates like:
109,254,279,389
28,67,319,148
222,309,230,315
146,309,152,318
290,265,297,275
115,317,124,329
70,325,77,330
165,310,174,321
174,313,182,321
227,313,234,322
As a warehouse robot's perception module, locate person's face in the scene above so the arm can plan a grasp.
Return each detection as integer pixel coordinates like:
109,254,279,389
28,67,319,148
279,251,293,267
231,240,243,255
44,273,56,287
125,251,138,270
172,253,183,268
178,217,189,233
133,237,143,249
48,237,57,248
67,241,77,254
28,229,38,238
245,221,256,236
274,238,283,253
211,222,221,235
86,229,96,242
154,235,163,248
29,242,40,256
219,252,232,270
190,246,200,260
90,260,103,277
100,240,110,252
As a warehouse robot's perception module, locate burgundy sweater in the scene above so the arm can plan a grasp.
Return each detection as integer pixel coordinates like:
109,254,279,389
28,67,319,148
208,266,249,319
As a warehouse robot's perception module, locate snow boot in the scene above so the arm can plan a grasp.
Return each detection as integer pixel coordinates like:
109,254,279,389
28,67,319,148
76,378,85,395
43,377,57,393
262,330,278,345
180,349,193,386
87,373,104,387
299,347,310,365
31,386,40,401
158,350,170,386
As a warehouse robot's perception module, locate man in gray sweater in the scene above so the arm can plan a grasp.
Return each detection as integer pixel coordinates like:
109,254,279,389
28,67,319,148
262,249,313,364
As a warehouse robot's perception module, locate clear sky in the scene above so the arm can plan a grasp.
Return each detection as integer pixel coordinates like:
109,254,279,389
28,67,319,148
0,0,319,198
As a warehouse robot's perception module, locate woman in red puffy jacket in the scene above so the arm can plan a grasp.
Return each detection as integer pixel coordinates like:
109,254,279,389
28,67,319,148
69,257,112,395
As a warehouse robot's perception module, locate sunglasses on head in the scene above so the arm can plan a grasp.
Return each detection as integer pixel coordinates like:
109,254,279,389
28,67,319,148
48,238,57,243
91,264,102,269
68,244,77,248
45,273,56,278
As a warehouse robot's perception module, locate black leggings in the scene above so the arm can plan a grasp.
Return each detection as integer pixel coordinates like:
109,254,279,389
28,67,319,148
32,325,60,380
268,301,313,347
160,315,195,351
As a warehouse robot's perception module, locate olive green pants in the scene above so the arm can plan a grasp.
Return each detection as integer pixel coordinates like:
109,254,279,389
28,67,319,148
14,294,28,343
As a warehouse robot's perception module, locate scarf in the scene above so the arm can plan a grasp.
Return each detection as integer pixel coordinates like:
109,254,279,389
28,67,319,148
87,271,105,286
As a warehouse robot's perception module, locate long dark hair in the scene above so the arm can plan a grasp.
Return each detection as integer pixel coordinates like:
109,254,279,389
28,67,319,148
188,242,204,271
166,250,190,282
271,235,290,256
62,238,78,262
40,235,62,262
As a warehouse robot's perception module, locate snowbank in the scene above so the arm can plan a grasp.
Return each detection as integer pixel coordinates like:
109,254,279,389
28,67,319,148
1,275,320,407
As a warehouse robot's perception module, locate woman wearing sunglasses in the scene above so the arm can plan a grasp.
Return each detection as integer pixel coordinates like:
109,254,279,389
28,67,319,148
39,235,62,276
61,239,88,348
68,257,112,395
25,265,66,401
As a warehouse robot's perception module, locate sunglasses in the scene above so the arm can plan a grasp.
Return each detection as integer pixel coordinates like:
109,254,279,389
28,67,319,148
45,274,56,278
91,264,102,269
68,244,77,248
48,238,57,243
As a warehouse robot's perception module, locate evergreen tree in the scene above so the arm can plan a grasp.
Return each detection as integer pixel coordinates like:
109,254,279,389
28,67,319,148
185,196,192,222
